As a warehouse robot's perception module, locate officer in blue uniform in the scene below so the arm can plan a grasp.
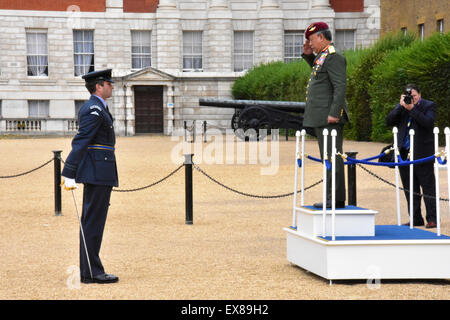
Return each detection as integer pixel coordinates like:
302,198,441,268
61,69,119,284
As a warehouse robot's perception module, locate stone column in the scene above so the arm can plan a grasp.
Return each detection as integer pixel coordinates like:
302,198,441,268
166,85,175,135
311,0,330,9
363,0,380,47
156,0,181,74
308,0,335,35
257,0,283,64
207,0,232,72
106,0,123,13
125,85,134,136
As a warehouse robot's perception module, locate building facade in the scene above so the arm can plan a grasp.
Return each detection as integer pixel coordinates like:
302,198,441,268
0,0,380,136
380,0,448,39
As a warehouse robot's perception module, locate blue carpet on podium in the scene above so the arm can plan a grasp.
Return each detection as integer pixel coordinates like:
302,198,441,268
318,225,450,241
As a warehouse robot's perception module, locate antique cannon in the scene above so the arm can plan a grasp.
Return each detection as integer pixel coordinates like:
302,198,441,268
199,98,305,140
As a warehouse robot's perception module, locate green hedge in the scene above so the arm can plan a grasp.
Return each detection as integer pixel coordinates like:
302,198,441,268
369,32,450,144
344,32,417,140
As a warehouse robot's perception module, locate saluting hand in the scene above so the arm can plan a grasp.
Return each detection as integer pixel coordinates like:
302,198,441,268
303,39,313,55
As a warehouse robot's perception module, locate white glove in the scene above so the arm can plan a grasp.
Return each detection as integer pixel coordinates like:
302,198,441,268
61,176,78,191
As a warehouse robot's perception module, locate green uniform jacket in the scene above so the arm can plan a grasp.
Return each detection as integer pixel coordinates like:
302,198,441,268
301,45,349,128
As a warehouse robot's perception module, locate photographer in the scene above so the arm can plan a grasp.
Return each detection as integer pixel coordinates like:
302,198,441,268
386,84,438,228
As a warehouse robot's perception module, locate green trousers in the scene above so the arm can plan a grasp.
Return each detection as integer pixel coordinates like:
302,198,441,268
314,124,346,202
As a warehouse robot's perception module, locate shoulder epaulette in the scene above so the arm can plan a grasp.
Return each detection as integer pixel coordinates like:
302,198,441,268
328,45,336,54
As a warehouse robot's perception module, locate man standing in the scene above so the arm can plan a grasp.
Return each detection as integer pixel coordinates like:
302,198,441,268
61,69,119,283
386,84,438,228
301,22,349,208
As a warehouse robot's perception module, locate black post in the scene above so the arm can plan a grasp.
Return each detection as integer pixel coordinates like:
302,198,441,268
203,121,207,143
53,150,62,216
184,154,194,225
286,129,289,141
184,121,187,142
345,151,358,206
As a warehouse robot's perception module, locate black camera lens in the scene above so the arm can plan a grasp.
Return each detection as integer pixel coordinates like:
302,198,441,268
404,95,412,104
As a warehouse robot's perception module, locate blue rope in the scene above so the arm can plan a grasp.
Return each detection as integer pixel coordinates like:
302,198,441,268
300,152,445,168
345,154,437,166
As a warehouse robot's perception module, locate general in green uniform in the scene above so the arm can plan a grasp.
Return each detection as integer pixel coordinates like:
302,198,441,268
301,22,349,208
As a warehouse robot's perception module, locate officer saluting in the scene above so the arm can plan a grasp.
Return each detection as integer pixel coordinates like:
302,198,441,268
301,22,349,209
61,69,119,284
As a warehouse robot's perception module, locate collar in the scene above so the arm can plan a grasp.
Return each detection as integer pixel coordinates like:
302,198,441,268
321,44,331,53
93,95,107,109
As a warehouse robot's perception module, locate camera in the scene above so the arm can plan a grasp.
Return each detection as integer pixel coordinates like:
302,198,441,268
403,88,413,104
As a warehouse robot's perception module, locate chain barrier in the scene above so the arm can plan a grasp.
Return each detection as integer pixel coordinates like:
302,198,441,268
358,164,449,202
193,162,322,199
0,158,53,179
112,164,184,192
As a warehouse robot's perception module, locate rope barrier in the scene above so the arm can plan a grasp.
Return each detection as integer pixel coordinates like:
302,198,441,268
112,164,184,192
0,158,53,179
192,162,322,199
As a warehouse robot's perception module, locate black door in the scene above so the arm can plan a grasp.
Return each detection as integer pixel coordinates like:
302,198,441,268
134,86,164,133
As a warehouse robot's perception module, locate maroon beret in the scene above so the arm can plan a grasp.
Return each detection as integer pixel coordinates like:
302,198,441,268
305,22,329,40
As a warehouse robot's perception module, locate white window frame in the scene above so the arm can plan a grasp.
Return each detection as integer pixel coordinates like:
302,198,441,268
437,19,444,34
26,29,48,77
335,29,356,53
28,100,49,118
284,31,304,63
418,24,425,41
73,30,95,76
234,31,254,72
131,30,152,70
183,31,203,71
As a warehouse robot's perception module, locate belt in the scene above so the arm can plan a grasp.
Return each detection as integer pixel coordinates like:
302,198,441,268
88,144,115,151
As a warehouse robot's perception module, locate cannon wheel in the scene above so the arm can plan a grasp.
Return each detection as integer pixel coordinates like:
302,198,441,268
236,106,270,141
231,110,248,141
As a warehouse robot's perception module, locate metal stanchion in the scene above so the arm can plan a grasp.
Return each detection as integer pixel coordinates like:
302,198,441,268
346,151,358,206
203,121,207,143
53,150,62,216
184,154,194,225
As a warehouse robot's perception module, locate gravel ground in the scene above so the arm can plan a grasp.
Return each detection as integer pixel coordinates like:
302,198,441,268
0,135,449,300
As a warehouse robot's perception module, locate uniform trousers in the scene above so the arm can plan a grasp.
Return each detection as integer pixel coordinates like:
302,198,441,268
398,148,436,224
80,183,113,278
315,124,346,202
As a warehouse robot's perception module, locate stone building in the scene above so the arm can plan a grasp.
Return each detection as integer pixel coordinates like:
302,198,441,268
0,0,380,136
380,0,448,39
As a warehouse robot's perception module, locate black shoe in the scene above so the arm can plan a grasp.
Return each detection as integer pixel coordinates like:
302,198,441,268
81,273,119,284
313,201,345,209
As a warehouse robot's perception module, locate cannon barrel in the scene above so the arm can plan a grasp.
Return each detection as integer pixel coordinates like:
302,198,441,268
199,98,305,113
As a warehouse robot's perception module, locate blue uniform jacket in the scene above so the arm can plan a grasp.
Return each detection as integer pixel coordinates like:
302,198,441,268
62,95,118,187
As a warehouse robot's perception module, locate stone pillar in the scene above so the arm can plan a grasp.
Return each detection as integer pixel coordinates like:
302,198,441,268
363,0,380,47
166,85,175,135
257,0,283,64
311,0,330,9
207,0,232,72
156,0,181,74
308,0,335,35
125,85,134,136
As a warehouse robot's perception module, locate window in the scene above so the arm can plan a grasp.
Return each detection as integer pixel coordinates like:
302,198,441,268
131,31,152,69
28,100,49,118
418,24,425,41
335,30,355,52
75,100,85,118
234,31,253,72
73,30,94,76
284,31,303,63
401,27,407,36
26,29,48,76
183,31,203,71
437,20,444,34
